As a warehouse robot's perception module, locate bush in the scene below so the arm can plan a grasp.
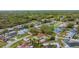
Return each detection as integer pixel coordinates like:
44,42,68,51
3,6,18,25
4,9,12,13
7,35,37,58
29,28,41,35
40,24,53,34
67,23,74,28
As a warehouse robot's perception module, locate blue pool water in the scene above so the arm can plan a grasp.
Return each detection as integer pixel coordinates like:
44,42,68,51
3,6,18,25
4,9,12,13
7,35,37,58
54,27,63,34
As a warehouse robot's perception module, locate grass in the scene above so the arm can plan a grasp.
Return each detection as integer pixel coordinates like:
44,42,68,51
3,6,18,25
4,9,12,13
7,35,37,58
10,39,25,48
52,45,57,48
73,46,79,48
8,38,15,41
54,21,62,29
58,40,64,47
16,33,28,39
0,40,7,48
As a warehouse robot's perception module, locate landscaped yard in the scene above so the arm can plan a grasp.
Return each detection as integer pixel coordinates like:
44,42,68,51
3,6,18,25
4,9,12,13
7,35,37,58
54,22,62,28
0,40,7,48
16,33,28,39
10,39,25,48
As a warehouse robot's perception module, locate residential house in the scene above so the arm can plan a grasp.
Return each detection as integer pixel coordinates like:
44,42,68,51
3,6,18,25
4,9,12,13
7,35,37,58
18,28,28,35
7,28,14,32
0,35,8,42
37,33,47,43
7,31,17,38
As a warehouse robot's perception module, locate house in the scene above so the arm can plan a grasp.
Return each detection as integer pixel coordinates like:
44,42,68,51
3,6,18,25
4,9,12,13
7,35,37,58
39,39,46,43
7,28,14,32
37,33,46,37
65,28,77,39
43,42,49,46
37,33,47,43
33,21,41,28
7,31,17,38
59,23,67,28
75,18,79,24
66,39,79,47
27,32,32,35
17,43,28,48
0,35,8,42
41,19,51,23
0,29,4,33
37,33,47,39
23,38,30,43
74,25,78,28
17,43,32,48
50,18,56,21
18,28,28,35
34,25,41,29
15,25,23,30
60,16,65,20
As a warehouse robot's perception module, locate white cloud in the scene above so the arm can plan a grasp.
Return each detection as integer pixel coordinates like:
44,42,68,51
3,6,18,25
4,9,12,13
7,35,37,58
0,0,79,10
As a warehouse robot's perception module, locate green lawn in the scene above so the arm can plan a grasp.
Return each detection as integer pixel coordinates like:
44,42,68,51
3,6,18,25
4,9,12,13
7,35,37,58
10,39,25,48
0,40,7,48
16,33,28,39
54,22,62,28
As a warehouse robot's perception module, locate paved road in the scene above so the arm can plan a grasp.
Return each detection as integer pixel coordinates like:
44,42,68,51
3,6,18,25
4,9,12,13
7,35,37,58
3,37,21,48
3,35,30,48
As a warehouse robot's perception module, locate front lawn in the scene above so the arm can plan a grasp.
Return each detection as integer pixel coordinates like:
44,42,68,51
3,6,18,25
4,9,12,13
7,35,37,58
10,39,25,48
16,33,28,39
0,40,7,48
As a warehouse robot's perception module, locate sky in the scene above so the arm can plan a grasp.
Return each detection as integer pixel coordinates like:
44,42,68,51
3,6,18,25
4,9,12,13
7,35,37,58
0,0,79,10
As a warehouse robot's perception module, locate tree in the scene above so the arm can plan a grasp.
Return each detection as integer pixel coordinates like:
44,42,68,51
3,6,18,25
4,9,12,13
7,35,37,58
40,24,53,34
1,29,8,36
29,28,41,35
46,15,54,19
67,23,74,28
66,16,75,21
77,25,79,33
